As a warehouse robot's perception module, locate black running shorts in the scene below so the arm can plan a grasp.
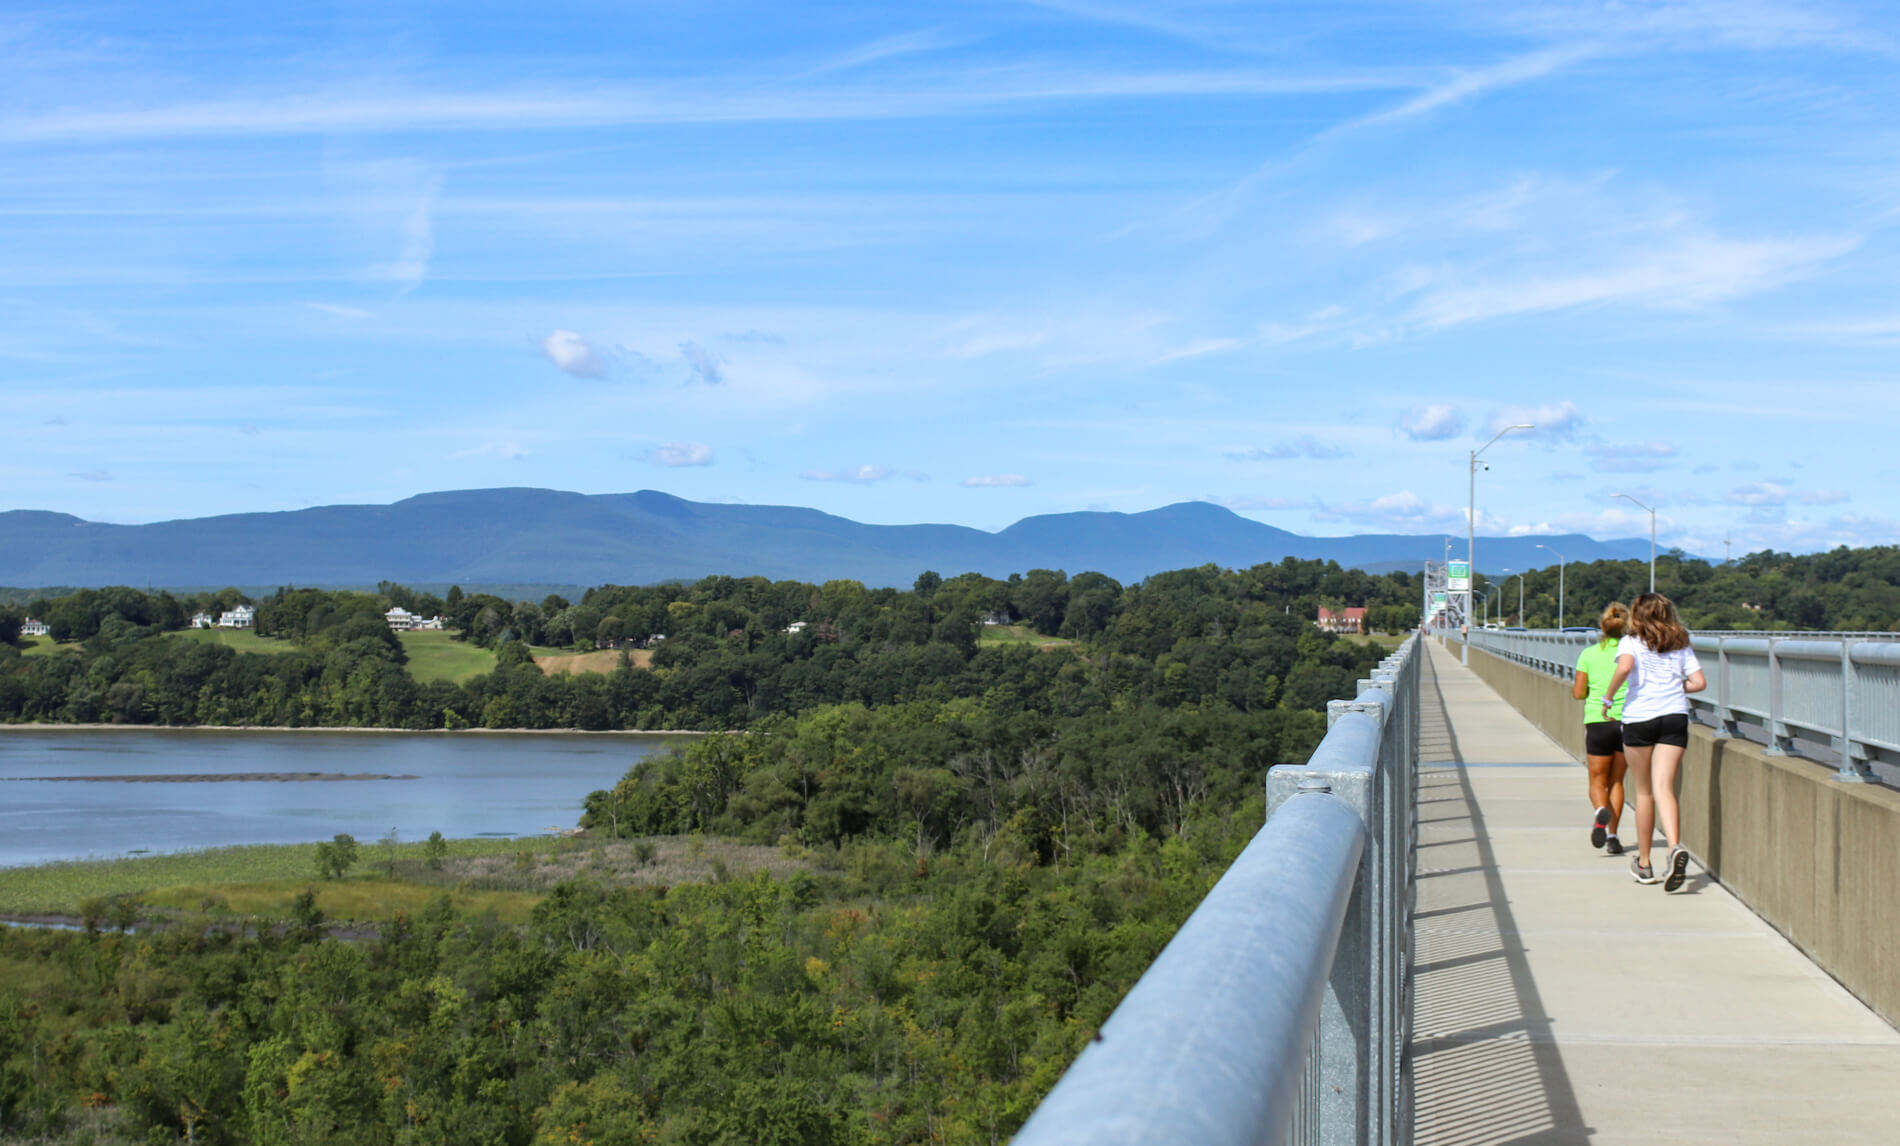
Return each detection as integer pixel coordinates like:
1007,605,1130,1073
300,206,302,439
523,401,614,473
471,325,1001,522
1584,721,1624,757
1621,713,1689,749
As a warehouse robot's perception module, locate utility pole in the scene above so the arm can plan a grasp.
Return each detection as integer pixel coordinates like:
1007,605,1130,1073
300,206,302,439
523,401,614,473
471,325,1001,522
1725,533,1732,566
1467,423,1534,662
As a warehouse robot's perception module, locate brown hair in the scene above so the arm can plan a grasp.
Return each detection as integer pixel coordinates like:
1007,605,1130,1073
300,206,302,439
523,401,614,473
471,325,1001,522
1597,602,1629,644
1628,592,1689,653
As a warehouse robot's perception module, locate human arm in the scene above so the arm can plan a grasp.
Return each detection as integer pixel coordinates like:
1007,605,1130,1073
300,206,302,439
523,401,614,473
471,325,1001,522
1572,670,1590,701
1684,669,1707,694
1601,655,1634,714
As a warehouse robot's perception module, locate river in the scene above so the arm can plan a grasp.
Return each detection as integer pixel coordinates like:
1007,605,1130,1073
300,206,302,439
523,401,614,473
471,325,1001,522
0,729,680,868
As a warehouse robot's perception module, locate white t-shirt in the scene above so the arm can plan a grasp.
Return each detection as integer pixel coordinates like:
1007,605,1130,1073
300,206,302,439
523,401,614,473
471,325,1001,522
1615,635,1702,722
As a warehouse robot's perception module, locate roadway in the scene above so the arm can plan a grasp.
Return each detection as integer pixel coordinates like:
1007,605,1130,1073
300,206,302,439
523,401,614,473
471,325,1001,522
1410,639,1900,1144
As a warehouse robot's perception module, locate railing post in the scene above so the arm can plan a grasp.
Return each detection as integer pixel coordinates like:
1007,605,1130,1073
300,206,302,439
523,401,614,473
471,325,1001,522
1714,636,1737,738
1836,642,1873,782
1765,638,1795,756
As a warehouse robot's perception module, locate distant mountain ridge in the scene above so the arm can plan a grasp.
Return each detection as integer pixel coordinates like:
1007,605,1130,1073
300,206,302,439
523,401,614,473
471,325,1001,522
0,488,1655,590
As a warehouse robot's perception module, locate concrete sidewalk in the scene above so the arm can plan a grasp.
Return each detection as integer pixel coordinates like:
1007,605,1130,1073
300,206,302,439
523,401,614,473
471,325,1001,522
1410,639,1900,1145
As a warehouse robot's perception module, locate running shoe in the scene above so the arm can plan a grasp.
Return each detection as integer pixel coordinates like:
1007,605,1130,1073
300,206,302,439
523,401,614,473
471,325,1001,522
1605,837,1625,856
1631,857,1658,884
1663,847,1691,893
1591,807,1611,849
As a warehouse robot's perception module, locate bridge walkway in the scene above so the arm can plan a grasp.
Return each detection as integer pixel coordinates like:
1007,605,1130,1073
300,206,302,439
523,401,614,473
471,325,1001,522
1411,639,1900,1144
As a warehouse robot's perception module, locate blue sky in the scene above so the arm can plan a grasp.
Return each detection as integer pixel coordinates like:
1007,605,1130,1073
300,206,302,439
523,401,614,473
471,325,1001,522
4,1,1898,558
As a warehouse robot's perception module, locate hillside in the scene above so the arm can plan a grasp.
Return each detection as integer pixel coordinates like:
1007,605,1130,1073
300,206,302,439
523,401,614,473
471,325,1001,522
0,488,1653,589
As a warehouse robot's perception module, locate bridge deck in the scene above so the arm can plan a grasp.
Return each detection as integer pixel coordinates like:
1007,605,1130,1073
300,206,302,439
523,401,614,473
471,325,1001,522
1411,639,1900,1144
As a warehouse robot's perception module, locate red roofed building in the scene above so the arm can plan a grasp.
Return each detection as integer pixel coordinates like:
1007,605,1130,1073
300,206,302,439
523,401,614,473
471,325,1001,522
1316,606,1367,634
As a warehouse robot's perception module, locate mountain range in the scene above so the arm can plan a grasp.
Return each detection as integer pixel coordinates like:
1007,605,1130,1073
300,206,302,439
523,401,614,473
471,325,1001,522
0,488,1656,591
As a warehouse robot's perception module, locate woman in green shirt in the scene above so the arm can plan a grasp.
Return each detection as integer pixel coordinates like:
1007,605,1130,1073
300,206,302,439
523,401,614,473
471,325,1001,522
1572,602,1630,854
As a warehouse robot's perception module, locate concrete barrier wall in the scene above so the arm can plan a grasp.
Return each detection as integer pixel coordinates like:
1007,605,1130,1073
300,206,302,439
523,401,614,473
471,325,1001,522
1461,642,1900,1030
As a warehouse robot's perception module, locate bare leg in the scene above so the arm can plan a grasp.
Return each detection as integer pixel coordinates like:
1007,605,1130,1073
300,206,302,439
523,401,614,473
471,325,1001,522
1608,751,1627,834
1625,744,1656,866
1586,754,1615,812
1650,743,1684,851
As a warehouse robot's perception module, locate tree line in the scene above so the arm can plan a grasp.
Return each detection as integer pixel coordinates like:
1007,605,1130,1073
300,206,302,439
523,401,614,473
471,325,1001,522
0,561,1409,730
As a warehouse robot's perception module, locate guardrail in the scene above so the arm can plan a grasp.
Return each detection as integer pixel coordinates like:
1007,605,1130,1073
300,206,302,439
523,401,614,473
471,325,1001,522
1451,628,1894,782
1015,637,1420,1146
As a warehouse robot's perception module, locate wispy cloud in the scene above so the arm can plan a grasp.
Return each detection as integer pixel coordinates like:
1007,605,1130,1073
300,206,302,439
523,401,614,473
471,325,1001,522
301,301,376,319
806,27,964,75
69,469,113,482
962,473,1031,487
1225,435,1350,461
680,341,725,385
803,464,894,484
1408,232,1858,329
543,330,611,379
1586,440,1676,473
0,69,1418,144
646,442,714,467
1399,404,1464,441
1344,46,1595,132
1208,495,1314,511
1150,337,1242,365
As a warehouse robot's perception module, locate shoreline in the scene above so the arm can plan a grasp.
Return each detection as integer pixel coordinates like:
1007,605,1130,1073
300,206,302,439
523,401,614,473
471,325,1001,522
0,723,708,736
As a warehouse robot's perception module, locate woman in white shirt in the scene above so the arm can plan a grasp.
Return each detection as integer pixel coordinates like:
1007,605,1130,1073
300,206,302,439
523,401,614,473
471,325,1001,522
1599,593,1707,891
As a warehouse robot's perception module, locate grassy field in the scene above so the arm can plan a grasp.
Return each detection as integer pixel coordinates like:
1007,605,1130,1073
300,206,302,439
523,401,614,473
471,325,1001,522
976,624,1074,649
0,835,801,924
1340,632,1407,648
396,629,500,682
535,648,651,675
172,627,302,655
17,635,67,657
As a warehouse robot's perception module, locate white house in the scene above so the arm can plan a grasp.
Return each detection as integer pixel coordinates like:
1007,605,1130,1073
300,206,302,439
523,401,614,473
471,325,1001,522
190,611,214,629
216,605,255,629
384,607,417,631
21,618,49,637
413,615,445,630
784,620,809,634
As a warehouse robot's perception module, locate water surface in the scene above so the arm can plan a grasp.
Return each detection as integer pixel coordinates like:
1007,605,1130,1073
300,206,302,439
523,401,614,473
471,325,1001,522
0,729,677,867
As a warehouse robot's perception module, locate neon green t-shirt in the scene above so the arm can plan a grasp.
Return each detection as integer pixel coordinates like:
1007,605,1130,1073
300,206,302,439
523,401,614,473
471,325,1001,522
1576,640,1626,723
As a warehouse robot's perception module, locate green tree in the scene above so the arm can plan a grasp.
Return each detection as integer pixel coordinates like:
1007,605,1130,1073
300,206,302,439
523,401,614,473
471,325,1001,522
313,833,359,880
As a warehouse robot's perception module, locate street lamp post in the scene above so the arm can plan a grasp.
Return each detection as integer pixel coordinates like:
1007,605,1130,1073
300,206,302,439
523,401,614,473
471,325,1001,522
1484,584,1503,629
1466,423,1535,663
1614,493,1657,593
1514,571,1525,626
1537,544,1567,629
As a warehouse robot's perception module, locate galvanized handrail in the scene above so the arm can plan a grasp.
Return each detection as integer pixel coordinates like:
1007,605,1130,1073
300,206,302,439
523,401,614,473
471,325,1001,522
1015,637,1421,1146
1449,628,1887,781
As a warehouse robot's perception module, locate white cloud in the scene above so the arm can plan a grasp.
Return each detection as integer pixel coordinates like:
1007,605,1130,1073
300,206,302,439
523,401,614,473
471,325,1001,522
803,464,894,484
962,474,1031,487
1225,435,1350,461
1586,440,1677,473
70,469,113,482
680,340,725,385
647,442,714,467
543,330,611,379
1399,404,1464,441
1488,400,1582,441
1795,488,1849,506
1727,480,1789,507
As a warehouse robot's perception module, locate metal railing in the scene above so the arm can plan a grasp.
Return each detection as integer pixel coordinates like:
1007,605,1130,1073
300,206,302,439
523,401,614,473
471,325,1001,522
1015,637,1420,1146
1454,628,1897,782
